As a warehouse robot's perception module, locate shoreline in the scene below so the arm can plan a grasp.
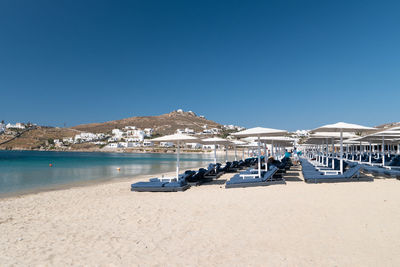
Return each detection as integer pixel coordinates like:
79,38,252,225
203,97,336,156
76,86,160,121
0,148,240,155
0,166,204,200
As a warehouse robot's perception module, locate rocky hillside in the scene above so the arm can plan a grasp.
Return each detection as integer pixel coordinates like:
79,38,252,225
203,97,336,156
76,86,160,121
71,110,222,135
0,127,80,150
375,122,400,129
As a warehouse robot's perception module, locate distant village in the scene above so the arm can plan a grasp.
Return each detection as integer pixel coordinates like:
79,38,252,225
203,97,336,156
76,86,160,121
0,108,314,151
59,123,244,150
0,109,245,151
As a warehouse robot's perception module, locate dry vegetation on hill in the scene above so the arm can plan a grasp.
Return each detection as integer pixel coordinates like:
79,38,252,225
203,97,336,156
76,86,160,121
0,111,223,150
0,127,80,150
71,111,221,135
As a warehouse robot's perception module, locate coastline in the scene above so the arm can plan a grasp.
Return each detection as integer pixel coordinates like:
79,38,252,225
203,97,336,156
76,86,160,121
0,147,238,155
0,167,204,200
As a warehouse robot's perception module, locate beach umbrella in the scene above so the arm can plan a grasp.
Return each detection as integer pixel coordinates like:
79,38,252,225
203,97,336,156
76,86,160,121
312,122,376,174
201,137,232,164
152,134,199,180
307,133,359,167
354,129,400,166
232,127,288,178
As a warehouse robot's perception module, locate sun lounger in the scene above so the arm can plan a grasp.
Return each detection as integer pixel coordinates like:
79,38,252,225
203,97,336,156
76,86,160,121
303,165,372,183
131,173,191,192
203,163,225,179
225,166,285,188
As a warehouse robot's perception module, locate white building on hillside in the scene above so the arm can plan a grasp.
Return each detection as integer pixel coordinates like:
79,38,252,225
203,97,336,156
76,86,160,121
142,140,154,147
160,142,174,148
186,143,202,149
0,122,5,133
6,123,25,129
176,128,195,135
105,143,118,149
112,129,124,139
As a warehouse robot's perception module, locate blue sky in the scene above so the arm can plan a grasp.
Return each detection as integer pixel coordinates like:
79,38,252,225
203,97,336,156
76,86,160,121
1,0,399,131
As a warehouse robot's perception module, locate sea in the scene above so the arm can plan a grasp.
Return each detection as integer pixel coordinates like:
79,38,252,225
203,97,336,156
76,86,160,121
0,150,223,195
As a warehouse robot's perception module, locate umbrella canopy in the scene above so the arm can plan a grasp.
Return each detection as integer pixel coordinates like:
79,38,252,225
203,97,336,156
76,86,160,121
152,133,199,143
232,127,288,178
201,137,231,164
231,140,247,146
201,137,231,144
232,127,288,137
312,122,375,174
309,132,359,139
152,134,199,180
312,122,376,133
351,129,400,166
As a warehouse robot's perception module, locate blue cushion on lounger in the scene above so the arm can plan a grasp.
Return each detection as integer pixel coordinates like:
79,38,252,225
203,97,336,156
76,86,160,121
131,181,167,188
164,180,187,187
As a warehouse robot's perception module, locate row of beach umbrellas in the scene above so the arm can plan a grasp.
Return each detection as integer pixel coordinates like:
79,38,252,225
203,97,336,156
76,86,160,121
152,127,291,180
151,121,400,179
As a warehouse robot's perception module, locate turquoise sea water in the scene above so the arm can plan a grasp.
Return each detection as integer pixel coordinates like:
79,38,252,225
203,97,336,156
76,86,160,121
0,150,222,195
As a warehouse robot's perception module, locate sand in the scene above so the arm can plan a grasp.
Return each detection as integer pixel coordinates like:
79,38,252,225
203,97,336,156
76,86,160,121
1,166,400,266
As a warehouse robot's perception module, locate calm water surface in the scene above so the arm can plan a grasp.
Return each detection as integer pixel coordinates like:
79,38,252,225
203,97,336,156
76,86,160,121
0,150,223,195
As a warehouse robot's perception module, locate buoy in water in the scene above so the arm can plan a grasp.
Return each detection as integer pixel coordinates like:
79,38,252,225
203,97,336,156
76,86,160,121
49,163,53,167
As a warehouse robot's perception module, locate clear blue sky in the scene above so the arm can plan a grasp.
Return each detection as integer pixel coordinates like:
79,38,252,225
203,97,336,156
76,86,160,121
1,0,399,131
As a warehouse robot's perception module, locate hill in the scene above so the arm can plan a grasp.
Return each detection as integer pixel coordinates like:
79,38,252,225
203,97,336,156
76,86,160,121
374,122,400,129
0,127,80,150
71,110,222,135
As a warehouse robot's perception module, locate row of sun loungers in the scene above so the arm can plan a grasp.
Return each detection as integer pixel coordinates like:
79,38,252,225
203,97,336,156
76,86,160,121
132,153,395,192
131,156,292,192
357,156,400,178
131,158,262,192
300,158,372,183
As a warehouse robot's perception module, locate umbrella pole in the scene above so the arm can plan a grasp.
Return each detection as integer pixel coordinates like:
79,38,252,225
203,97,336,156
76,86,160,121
272,141,275,158
325,138,329,166
340,130,343,174
257,136,261,178
176,141,180,180
369,142,372,164
359,141,362,163
382,136,385,167
213,143,217,165
234,146,237,161
264,143,268,172
225,145,228,162
331,138,335,169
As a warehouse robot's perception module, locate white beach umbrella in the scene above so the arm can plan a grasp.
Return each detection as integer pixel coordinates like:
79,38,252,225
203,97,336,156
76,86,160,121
201,137,232,164
354,129,400,166
312,122,376,174
307,133,359,167
152,134,199,180
232,127,288,177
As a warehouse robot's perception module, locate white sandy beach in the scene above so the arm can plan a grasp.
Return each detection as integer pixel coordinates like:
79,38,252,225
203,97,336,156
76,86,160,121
1,167,400,266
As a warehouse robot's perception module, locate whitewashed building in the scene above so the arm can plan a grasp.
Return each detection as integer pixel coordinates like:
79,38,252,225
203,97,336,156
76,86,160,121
0,123,5,133
160,142,174,147
6,123,25,129
186,143,202,149
142,140,154,147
